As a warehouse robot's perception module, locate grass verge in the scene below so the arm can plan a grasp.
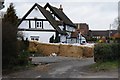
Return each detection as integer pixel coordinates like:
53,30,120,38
89,60,118,72
2,63,36,75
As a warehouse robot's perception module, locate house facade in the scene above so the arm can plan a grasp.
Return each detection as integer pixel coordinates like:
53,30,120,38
88,30,118,42
75,23,89,38
18,3,85,44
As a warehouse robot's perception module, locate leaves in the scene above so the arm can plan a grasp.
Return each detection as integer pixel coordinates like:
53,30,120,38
2,3,19,69
3,3,18,25
94,43,120,62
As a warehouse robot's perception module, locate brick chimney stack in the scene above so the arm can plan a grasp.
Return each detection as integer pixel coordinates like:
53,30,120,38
59,4,63,11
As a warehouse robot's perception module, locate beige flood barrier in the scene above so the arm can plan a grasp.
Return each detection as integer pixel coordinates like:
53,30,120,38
28,41,94,58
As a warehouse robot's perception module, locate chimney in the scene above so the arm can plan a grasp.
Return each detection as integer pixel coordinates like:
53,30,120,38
59,4,63,11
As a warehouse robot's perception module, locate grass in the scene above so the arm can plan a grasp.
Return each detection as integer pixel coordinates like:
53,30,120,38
2,62,36,75
89,60,118,72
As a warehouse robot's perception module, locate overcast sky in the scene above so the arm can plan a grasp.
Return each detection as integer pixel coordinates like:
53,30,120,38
1,0,119,30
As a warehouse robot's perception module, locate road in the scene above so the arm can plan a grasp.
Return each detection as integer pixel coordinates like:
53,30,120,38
2,57,118,79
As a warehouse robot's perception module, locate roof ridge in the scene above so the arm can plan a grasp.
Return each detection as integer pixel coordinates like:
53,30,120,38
44,3,76,28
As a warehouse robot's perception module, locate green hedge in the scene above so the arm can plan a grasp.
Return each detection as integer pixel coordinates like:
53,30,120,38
17,51,30,65
17,40,30,65
94,43,120,62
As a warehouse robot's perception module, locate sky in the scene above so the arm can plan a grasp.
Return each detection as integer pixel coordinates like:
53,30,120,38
1,0,119,30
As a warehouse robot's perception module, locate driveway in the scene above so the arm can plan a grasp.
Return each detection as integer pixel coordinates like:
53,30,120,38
2,56,118,79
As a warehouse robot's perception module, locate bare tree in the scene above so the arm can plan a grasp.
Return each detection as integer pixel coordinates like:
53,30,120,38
112,17,120,33
118,17,120,33
112,17,119,29
118,2,120,33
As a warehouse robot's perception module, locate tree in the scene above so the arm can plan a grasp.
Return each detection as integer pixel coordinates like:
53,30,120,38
118,2,120,33
112,18,118,30
113,17,120,33
3,3,18,25
118,17,120,33
2,3,18,69
112,17,120,43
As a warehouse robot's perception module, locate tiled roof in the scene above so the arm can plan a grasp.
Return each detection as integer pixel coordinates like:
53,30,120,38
44,3,76,28
36,4,66,34
89,30,118,37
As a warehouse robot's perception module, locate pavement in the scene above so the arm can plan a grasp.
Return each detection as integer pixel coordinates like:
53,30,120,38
2,56,119,79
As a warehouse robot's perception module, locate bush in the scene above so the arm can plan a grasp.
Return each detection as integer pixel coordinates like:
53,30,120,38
17,39,30,65
17,51,30,65
94,43,120,62
17,39,29,52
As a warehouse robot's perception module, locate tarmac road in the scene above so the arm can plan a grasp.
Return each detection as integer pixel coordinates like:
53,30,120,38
2,56,118,79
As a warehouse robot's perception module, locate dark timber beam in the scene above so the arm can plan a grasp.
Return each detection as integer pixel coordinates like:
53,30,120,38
18,3,38,26
35,20,37,28
24,19,48,21
42,21,43,29
18,28,56,32
29,20,31,28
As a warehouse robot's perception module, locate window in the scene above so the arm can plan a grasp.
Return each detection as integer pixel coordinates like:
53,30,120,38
30,36,39,41
31,38,34,40
36,22,42,28
35,38,39,41
66,25,75,32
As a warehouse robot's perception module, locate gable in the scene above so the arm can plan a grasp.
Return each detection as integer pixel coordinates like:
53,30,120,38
26,6,46,19
18,3,66,35
18,5,54,30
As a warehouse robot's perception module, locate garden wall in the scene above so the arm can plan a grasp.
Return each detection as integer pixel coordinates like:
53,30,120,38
28,41,94,58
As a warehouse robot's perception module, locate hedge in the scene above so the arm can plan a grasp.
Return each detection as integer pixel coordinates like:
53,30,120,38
94,43,120,62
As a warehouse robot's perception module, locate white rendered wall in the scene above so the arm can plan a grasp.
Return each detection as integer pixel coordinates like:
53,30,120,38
26,7,45,19
60,35,66,43
18,6,54,30
23,31,55,43
18,6,56,43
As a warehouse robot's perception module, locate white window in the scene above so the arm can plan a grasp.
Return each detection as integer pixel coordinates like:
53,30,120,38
31,37,34,40
30,36,39,41
36,21,42,28
66,25,75,32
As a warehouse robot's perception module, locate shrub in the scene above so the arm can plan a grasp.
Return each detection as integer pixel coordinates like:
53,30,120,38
94,43,120,62
18,39,29,51
17,51,30,65
17,39,30,65
109,43,119,60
